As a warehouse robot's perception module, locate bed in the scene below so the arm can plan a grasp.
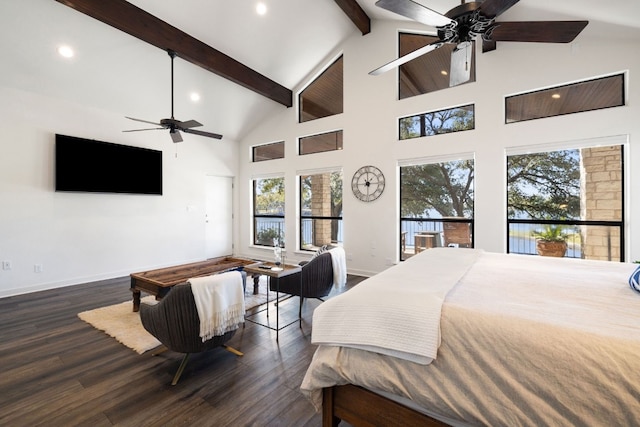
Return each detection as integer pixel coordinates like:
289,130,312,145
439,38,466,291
300,248,640,426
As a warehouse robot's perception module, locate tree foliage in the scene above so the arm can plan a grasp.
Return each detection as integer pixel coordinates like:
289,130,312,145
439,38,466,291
507,150,580,219
255,178,284,214
401,160,474,218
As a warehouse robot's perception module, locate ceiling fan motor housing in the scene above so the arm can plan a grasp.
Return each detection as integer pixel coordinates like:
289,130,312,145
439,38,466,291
438,2,493,44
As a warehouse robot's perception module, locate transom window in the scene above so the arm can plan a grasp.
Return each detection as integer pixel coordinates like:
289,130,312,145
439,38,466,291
299,56,343,123
505,73,625,123
400,104,474,140
252,141,284,162
299,130,343,155
399,32,476,99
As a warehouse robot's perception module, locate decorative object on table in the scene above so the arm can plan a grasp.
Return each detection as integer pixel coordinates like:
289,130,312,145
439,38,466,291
351,165,385,202
629,265,640,293
273,238,283,271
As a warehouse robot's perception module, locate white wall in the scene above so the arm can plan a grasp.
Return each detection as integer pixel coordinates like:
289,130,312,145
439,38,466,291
0,87,238,297
237,20,640,276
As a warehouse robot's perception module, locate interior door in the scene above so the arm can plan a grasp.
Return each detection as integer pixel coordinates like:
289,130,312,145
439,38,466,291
205,175,233,258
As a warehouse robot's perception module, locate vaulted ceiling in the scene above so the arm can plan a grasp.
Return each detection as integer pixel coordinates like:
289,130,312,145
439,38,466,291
2,0,639,141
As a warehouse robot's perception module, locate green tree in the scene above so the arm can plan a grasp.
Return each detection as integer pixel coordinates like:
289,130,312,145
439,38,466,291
401,160,474,218
255,178,284,214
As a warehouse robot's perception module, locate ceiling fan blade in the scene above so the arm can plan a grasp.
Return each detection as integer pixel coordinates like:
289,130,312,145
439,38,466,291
486,21,588,43
370,41,443,76
375,0,452,28
170,129,183,143
482,39,497,53
477,0,520,19
182,128,223,140
123,127,165,132
125,116,163,127
176,119,203,129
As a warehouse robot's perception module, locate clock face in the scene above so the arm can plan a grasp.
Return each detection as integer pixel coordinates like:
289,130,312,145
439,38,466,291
351,165,385,202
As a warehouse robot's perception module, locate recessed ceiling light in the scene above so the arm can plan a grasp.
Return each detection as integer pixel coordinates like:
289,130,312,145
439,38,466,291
440,70,448,76
190,92,201,102
256,2,267,15
552,93,561,99
57,45,74,58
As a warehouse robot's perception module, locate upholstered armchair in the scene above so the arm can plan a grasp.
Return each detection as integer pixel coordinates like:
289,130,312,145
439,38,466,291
269,251,334,320
140,282,243,385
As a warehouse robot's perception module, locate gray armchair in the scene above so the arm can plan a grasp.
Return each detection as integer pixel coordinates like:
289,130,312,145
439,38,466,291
140,282,243,385
269,251,334,320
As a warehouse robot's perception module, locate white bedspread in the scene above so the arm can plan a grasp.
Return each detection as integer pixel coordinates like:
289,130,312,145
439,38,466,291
311,248,481,364
188,271,245,341
302,250,640,426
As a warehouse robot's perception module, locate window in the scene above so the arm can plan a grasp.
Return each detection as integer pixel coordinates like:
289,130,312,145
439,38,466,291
507,143,624,261
299,130,343,155
399,32,476,99
505,73,625,123
299,56,343,122
399,104,474,140
399,158,474,261
253,141,284,162
253,177,285,247
300,171,343,251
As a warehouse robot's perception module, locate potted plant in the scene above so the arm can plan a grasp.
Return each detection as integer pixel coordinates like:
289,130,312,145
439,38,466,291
532,224,568,257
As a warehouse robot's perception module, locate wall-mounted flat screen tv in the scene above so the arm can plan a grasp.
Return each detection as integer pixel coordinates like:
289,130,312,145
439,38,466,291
55,134,163,195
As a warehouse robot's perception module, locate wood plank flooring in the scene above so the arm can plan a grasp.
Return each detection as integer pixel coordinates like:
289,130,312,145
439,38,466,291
0,274,366,426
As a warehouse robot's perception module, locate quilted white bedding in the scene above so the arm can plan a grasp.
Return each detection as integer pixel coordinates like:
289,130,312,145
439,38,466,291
301,249,640,426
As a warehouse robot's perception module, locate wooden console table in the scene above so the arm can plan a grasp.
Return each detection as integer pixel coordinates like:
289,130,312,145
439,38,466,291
129,256,259,312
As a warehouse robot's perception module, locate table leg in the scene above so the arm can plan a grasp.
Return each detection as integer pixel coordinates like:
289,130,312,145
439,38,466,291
131,289,141,312
253,274,260,295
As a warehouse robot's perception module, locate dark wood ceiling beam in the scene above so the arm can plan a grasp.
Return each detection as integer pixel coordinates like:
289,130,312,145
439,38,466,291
334,0,371,35
54,0,293,107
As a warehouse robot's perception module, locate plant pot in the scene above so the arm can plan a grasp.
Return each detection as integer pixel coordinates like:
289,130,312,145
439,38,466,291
536,240,567,257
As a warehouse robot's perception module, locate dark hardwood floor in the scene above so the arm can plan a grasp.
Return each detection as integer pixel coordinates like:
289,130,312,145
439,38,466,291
0,274,366,426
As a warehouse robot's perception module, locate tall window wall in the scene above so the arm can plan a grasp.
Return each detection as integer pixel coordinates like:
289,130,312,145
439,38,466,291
399,158,474,260
253,177,285,247
300,170,343,251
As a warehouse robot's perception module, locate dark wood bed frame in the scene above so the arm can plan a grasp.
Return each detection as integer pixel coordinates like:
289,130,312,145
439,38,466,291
322,385,449,426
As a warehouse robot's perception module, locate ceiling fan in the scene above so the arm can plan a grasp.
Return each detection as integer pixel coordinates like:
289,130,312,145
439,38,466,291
124,50,222,143
370,0,588,87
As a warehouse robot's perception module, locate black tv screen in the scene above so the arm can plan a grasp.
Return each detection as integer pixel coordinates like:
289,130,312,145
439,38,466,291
55,134,163,195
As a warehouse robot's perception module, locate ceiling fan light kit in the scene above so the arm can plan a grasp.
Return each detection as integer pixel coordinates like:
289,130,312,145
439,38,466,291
372,0,588,87
124,50,223,143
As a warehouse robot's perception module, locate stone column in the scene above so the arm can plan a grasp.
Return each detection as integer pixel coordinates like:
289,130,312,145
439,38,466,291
311,173,332,246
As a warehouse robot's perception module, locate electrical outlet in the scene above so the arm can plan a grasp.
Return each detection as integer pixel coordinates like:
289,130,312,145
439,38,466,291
34,264,43,273
2,261,11,270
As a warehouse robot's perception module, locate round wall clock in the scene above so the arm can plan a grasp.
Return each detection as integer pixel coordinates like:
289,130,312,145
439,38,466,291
351,165,385,202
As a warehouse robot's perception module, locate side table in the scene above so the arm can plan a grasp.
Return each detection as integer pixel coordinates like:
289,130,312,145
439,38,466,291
243,262,302,341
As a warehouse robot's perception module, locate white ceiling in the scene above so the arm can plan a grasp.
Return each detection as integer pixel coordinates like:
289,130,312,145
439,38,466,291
1,0,639,141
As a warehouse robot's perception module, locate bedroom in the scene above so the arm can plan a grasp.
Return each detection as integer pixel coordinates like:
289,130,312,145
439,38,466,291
1,0,639,424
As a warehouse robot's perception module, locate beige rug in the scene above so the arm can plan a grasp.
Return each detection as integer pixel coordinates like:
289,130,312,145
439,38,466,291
78,276,281,354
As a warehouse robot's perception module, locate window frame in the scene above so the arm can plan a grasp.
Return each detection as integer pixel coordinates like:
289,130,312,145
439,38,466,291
298,169,343,252
252,176,285,248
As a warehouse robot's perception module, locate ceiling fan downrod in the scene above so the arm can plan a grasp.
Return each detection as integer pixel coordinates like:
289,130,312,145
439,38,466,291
168,49,176,121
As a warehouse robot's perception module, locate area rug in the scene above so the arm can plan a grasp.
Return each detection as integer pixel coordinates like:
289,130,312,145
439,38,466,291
78,276,282,354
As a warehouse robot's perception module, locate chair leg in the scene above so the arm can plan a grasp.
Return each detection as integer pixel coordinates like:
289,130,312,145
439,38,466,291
222,345,244,357
171,353,191,386
299,296,305,325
